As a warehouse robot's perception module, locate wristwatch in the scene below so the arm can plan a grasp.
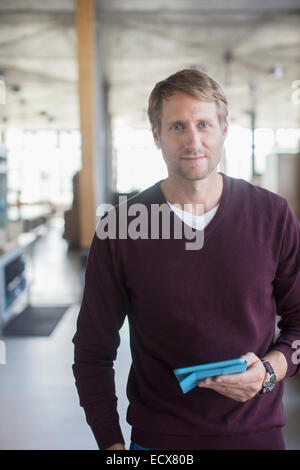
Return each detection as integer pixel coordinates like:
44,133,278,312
259,360,276,394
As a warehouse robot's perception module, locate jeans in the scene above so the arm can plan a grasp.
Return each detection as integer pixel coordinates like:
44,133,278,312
130,442,153,450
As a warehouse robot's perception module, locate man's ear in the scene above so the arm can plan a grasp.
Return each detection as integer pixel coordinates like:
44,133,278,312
222,120,228,139
152,125,161,148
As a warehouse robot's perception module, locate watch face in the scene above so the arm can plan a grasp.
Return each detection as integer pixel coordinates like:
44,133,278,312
266,375,276,391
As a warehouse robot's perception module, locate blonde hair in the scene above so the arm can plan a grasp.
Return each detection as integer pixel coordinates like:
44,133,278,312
148,69,228,131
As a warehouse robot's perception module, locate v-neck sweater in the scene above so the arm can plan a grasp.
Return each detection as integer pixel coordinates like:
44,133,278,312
72,172,300,450
167,200,219,230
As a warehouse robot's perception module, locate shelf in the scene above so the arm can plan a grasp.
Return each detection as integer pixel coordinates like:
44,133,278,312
0,232,37,331
0,232,36,264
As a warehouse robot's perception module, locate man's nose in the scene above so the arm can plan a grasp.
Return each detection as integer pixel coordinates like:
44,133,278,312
184,127,202,151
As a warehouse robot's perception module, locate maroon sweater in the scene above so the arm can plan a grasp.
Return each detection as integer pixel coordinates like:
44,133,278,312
72,172,300,450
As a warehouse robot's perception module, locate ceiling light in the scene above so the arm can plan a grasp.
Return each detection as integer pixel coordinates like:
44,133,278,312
250,83,259,96
269,64,284,79
11,84,21,92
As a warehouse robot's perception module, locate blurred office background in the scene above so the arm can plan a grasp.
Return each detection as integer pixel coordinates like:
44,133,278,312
0,0,299,450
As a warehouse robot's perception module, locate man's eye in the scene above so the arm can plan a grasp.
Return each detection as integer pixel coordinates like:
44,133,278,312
199,122,209,128
173,124,183,130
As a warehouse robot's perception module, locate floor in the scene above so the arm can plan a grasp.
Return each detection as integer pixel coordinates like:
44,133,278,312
0,217,299,450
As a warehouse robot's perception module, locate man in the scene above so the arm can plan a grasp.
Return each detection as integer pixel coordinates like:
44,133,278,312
72,69,300,450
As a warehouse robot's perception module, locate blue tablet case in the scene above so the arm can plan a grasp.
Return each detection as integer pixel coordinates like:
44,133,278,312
173,358,248,394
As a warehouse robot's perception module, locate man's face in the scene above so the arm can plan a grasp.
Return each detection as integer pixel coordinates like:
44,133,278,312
152,91,228,181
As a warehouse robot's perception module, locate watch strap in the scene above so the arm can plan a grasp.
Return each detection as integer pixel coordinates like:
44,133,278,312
258,359,276,395
262,360,274,376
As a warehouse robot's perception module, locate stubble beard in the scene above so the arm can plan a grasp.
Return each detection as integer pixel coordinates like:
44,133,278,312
161,140,224,182
175,143,224,181
176,165,211,181
175,153,216,182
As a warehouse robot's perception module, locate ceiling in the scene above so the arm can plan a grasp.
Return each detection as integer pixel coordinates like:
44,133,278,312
0,0,300,131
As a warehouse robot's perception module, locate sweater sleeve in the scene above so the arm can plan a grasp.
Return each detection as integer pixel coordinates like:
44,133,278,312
270,201,300,378
72,232,130,450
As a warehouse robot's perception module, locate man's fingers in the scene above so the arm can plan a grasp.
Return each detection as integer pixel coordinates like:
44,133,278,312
240,351,257,367
198,378,259,401
197,381,252,401
214,353,262,385
198,368,259,387
198,374,246,387
197,353,265,402
198,353,264,391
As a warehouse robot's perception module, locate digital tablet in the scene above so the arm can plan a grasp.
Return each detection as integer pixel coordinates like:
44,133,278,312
173,358,248,394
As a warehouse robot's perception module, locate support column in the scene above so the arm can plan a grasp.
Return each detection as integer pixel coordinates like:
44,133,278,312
75,0,110,250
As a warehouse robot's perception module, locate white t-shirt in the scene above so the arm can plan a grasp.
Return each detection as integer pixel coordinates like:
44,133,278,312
167,201,219,230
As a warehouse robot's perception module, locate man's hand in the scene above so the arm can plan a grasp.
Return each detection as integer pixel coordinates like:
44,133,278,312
105,443,125,450
197,352,266,402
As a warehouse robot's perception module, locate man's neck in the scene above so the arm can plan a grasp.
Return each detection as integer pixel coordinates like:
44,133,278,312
160,171,223,215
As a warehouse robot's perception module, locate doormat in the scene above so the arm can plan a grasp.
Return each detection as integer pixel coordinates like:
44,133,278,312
2,305,69,337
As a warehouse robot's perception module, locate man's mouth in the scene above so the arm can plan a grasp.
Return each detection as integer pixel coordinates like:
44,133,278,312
181,155,206,161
